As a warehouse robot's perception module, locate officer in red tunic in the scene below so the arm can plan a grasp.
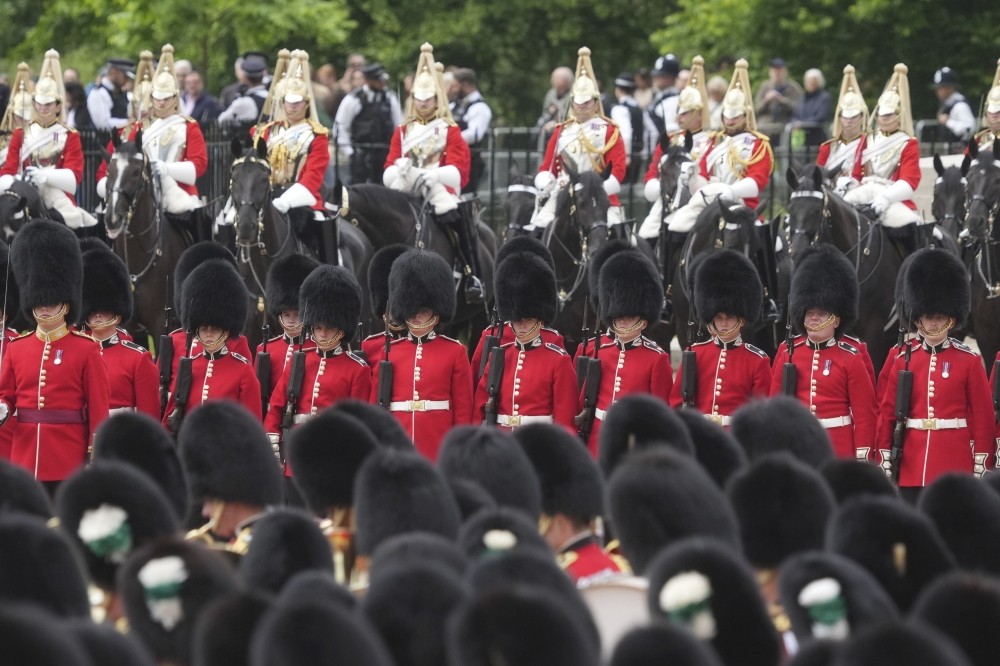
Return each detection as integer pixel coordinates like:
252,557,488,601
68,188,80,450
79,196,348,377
80,244,159,419
515,423,629,585
162,259,262,432
0,240,21,460
877,250,995,498
0,222,109,488
585,248,673,457
474,249,577,431
370,250,473,461
817,65,868,193
670,251,770,423
770,244,876,462
360,244,411,367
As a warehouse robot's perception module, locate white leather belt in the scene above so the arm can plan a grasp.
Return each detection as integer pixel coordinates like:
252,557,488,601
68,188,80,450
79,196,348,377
595,408,607,421
906,418,967,431
817,415,853,428
705,414,732,426
293,413,313,425
389,400,450,412
497,414,553,427
108,407,136,416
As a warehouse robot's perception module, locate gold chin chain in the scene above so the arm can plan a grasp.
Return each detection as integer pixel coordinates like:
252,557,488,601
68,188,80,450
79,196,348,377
804,313,837,332
199,331,230,353
514,320,542,343
708,318,745,342
34,304,68,323
315,332,343,351
89,315,121,331
407,315,439,332
610,318,646,336
917,318,954,338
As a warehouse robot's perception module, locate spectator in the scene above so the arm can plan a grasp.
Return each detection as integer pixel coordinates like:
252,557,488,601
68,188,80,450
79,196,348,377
181,70,222,126
218,52,268,131
648,54,680,138
792,68,831,146
443,70,460,104
349,68,365,92
315,63,344,118
754,57,804,145
334,63,402,185
63,68,80,84
218,56,245,109
677,68,691,90
933,67,975,144
635,68,654,108
64,81,93,130
339,53,366,94
174,59,193,89
610,72,652,184
707,75,728,130
536,66,573,137
87,57,135,132
451,68,492,194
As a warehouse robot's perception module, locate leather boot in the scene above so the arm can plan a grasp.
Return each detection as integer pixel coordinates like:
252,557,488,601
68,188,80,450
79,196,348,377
439,209,484,304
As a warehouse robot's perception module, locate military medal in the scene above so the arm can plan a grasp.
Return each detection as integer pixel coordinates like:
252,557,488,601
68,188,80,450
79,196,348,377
55,349,63,365
941,362,950,379
823,359,831,376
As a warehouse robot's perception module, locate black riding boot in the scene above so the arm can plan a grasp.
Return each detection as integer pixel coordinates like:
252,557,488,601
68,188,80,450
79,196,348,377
752,224,781,324
920,223,937,249
319,217,340,265
660,232,688,321
439,209,484,304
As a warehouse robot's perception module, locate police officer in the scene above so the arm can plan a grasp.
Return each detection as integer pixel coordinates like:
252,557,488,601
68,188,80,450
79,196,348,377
335,63,403,185
647,53,681,139
609,72,650,185
933,66,976,144
218,51,269,131
451,68,493,194
87,57,134,133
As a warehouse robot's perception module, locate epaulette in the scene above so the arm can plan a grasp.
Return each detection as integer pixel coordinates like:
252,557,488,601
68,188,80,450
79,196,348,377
58,123,78,133
743,342,767,358
308,119,329,135
438,334,463,345
951,340,978,355
544,342,568,356
608,552,632,575
750,130,771,142
363,332,383,341
598,340,618,350
390,336,408,346
820,137,837,148
230,351,250,364
556,550,578,570
262,334,285,347
641,338,665,353
180,114,196,124
120,340,149,354
837,341,859,355
346,351,367,366
9,331,32,343
71,330,98,342
541,326,560,335
499,341,515,349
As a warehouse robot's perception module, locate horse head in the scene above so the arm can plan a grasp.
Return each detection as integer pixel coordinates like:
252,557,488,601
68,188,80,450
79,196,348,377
503,162,537,232
230,137,272,248
658,134,694,212
931,153,970,237
716,197,761,254
105,129,149,240
558,169,610,259
0,179,46,239
785,164,833,258
965,140,1000,243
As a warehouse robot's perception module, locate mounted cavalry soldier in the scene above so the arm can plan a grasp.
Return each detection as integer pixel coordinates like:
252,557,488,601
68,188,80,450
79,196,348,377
973,58,1000,153
0,63,33,165
816,65,868,191
530,47,627,235
0,50,98,233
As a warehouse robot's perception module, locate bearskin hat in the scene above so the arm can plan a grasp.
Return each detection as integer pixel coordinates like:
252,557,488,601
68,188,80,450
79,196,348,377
731,396,834,467
831,621,971,666
457,506,552,561
277,570,357,611
368,244,412,320
789,243,858,334
370,532,467,582
893,249,920,330
118,538,238,665
331,399,413,450
55,461,179,591
918,472,1000,575
494,251,558,324
912,571,1000,666
787,639,840,666
692,249,762,324
264,253,319,318
388,250,456,324
180,259,249,335
514,423,603,523
645,537,781,666
93,412,189,520
599,393,695,478
0,512,90,618
599,249,663,325
819,459,898,505
727,454,836,570
67,619,155,666
778,551,898,645
496,235,555,271
673,408,748,488
172,241,236,320
287,408,378,513
0,457,53,519
447,477,498,520
192,591,271,666
81,244,132,322
353,449,461,557
608,448,740,575
438,425,542,519
587,239,631,310
298,264,362,333
904,248,971,327
178,402,282,508
10,220,82,322
610,624,725,666
239,509,333,595
0,238,21,324
826,495,955,612
0,604,90,666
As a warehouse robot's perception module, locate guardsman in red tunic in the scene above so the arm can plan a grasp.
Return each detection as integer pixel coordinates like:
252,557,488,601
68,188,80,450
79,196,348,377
360,244,411,367
0,50,97,232
515,423,629,585
585,248,673,457
531,47,627,234
770,244,876,462
162,259,262,432
383,43,481,303
877,250,996,499
474,249,577,431
0,222,109,489
370,250,473,461
256,254,319,415
0,240,21,460
816,65,868,193
80,244,159,420
670,251,770,422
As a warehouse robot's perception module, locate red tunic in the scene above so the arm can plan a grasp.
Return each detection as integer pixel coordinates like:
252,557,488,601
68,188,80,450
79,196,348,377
369,331,473,462
558,534,627,585
770,336,877,461
538,120,627,207
161,344,262,427
586,336,674,458
99,333,160,419
0,329,110,481
253,121,330,210
473,338,578,432
816,136,866,182
668,337,771,423
0,125,84,204
95,119,207,197
697,131,772,211
361,332,405,368
877,339,996,487
0,327,20,460
644,142,665,184
255,334,316,403
876,338,922,410
470,324,565,387
167,329,252,383
264,345,372,477
384,122,470,193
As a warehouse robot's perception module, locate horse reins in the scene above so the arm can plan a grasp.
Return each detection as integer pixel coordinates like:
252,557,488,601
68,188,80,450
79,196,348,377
543,181,605,309
112,155,165,284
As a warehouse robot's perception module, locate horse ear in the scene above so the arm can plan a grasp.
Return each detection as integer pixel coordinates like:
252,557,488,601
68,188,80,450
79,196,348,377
231,136,243,158
717,196,731,220
811,165,822,191
110,131,121,149
134,129,142,151
933,154,944,176
509,162,520,178
684,130,693,153
785,167,799,190
968,137,979,159
823,166,839,183
256,138,268,161
961,154,972,177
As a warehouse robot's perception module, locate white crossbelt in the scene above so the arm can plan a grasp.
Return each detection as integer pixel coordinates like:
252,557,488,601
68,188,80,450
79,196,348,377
817,415,853,428
108,407,136,416
705,414,732,426
293,413,313,425
497,414,553,427
905,418,967,431
389,400,450,412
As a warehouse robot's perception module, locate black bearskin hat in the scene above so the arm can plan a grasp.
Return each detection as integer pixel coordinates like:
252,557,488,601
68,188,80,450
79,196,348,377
789,243,858,334
673,408,748,488
912,571,1000,666
0,604,90,666
514,423,604,523
264,253,319,318
239,508,333,595
831,621,971,666
496,235,555,271
587,239,631,310
172,241,236,320
0,458,53,519
904,248,971,327
610,624,725,666
298,264,362,333
278,570,357,611
178,401,282,507
447,477,498,520
368,244,412,319
0,238,19,324
918,472,1000,575
819,458,898,505
458,506,552,561
494,251,558,324
599,249,663,325
599,393,695,478
181,259,248,335
68,619,155,666
331,399,413,451
370,532,467,582
731,396,835,467
192,591,271,666
10,220,83,322
388,250,456,324
81,244,132,322
692,249,762,324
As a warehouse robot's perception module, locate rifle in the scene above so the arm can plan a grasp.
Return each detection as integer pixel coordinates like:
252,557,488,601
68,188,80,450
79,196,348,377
681,347,697,408
376,318,394,410
780,311,798,396
482,344,505,426
167,333,194,435
575,357,602,443
576,298,592,391
278,348,307,465
478,307,502,382
889,338,914,484
256,324,272,417
158,301,174,417
993,359,1000,423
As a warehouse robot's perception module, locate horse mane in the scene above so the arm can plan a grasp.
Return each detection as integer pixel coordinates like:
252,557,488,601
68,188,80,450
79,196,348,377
113,139,142,158
347,183,420,211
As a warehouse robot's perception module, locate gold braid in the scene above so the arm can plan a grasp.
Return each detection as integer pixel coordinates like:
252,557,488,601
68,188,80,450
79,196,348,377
573,118,621,173
725,133,774,176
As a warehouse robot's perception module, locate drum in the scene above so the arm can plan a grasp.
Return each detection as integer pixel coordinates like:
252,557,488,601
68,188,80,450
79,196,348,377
578,574,649,662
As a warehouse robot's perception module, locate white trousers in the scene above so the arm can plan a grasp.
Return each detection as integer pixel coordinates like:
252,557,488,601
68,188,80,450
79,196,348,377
844,182,922,228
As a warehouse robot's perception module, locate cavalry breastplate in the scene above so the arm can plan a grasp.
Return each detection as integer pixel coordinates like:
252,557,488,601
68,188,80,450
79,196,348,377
556,119,609,174
976,130,997,153
142,115,187,163
401,118,449,168
21,123,68,167
826,137,863,177
862,131,907,180
267,121,316,185
704,131,756,184
672,130,710,163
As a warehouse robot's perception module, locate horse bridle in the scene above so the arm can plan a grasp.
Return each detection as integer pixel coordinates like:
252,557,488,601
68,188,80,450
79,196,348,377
787,187,880,284
110,154,165,284
966,181,1000,299
230,155,273,251
543,180,607,309
659,150,692,216
0,190,30,223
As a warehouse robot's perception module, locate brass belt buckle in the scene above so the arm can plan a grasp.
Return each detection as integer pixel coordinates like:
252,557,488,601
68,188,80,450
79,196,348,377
410,400,426,412
507,415,521,427
922,418,938,430
707,414,724,425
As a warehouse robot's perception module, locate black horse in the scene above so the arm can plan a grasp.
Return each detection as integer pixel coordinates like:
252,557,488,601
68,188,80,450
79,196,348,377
104,130,189,346
503,163,537,237
931,153,972,240
0,179,53,240
964,139,1000,370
